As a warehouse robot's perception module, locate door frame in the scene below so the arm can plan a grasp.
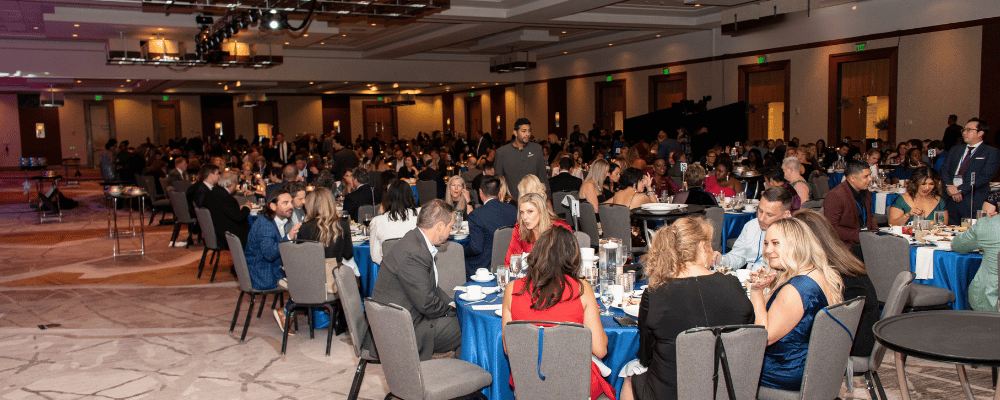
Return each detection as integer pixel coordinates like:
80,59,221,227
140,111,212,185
828,47,898,145
251,100,280,143
83,100,116,168
648,72,687,113
595,79,626,133
150,100,181,146
465,96,482,137
738,60,790,142
361,100,397,141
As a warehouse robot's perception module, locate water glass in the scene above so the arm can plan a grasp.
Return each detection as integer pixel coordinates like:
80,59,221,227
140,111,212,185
618,271,635,295
977,210,989,220
933,211,947,228
453,211,463,233
495,266,511,293
509,254,522,276
599,280,615,316
913,215,925,230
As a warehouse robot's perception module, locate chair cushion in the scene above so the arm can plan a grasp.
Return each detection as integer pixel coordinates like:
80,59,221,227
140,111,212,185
420,358,492,400
757,385,801,400
152,199,171,206
850,355,872,373
908,283,955,307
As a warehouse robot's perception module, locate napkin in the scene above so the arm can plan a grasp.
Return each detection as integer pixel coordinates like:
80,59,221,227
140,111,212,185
914,247,935,280
454,286,500,294
593,356,612,377
617,358,647,378
471,304,502,311
874,192,888,215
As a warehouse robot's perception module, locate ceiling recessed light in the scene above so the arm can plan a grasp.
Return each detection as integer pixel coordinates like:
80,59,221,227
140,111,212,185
126,79,131,82
303,34,308,37
157,28,163,31
73,24,79,27
309,82,314,84
75,80,81,83
656,34,661,37
608,43,613,46
284,42,289,45
342,34,347,37
33,26,38,30
563,51,568,54
72,34,78,37
320,42,325,44
561,31,567,34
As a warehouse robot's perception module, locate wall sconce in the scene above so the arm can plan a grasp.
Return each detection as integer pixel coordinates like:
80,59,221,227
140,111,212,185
496,115,501,130
446,118,451,126
554,112,560,128
333,120,340,133
35,123,45,139
214,122,223,137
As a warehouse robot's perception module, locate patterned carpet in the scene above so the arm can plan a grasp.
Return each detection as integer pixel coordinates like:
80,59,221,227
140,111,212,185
0,178,995,399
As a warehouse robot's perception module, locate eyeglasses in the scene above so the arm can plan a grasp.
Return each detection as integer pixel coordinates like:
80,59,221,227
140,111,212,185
962,128,980,133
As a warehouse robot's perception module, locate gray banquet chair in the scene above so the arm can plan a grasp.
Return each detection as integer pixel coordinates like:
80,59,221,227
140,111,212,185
138,174,172,225
416,180,438,206
364,298,491,400
193,207,226,282
852,271,913,400
552,191,576,222
574,231,591,251
167,190,197,248
278,241,340,356
225,232,286,342
809,173,830,200
599,203,643,253
705,206,724,253
358,204,376,224
435,240,466,297
503,321,592,399
334,265,379,400
860,231,955,310
757,296,866,400
490,225,515,270
676,325,767,400
577,201,601,248
382,237,401,261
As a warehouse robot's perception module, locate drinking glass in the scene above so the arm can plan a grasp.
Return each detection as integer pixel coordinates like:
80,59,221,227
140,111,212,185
933,211,947,228
453,211,463,233
599,281,615,316
977,210,989,220
495,266,511,293
619,271,635,296
509,254,522,277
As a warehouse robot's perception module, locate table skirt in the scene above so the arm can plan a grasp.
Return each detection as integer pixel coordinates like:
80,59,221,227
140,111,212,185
908,246,982,310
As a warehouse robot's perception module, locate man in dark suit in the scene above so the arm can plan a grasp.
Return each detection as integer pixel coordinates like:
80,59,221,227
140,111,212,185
164,156,188,191
942,114,963,151
269,133,293,164
824,160,878,260
418,161,446,199
186,164,220,210
370,200,460,360
332,137,359,180
293,155,315,183
549,157,583,193
475,130,493,158
342,166,377,222
203,170,251,248
264,164,297,200
464,176,517,279
942,118,1000,221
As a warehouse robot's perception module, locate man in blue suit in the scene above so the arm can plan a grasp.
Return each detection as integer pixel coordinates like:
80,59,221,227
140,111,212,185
942,118,1000,221
245,187,301,292
464,176,517,279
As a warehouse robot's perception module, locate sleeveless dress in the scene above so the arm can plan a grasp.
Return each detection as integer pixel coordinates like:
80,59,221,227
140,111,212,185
889,195,947,225
510,277,617,400
759,275,829,391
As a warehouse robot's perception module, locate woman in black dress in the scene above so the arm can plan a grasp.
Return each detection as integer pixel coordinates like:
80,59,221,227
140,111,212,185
620,216,755,400
297,187,354,293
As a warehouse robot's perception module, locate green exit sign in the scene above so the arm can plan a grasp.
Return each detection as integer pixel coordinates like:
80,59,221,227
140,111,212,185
377,97,383,101
606,75,613,82
94,95,102,101
663,68,670,75
162,95,169,101
757,56,767,64
856,43,866,51
470,92,475,97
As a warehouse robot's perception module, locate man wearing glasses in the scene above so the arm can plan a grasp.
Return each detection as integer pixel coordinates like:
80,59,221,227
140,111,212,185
941,118,999,221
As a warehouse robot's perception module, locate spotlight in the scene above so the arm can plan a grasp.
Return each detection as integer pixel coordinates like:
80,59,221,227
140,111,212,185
262,11,286,30
237,15,249,29
248,9,262,23
222,29,232,39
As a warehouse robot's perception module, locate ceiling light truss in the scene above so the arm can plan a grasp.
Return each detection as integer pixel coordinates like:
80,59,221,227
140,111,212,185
142,0,449,24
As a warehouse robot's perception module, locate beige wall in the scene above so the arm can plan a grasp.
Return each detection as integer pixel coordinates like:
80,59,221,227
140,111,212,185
277,96,323,138
397,96,443,139
0,95,22,167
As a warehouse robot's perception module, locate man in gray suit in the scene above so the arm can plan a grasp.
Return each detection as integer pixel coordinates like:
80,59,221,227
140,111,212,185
370,199,460,360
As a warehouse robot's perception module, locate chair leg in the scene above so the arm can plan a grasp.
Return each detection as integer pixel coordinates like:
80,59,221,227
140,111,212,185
307,307,315,339
170,223,181,245
209,249,217,264
325,304,334,356
257,294,268,318
148,209,156,226
348,359,368,400
383,394,395,400
992,367,997,389
872,371,888,400
209,250,221,282
230,291,245,332
281,303,294,355
864,371,879,400
240,294,257,342
270,293,281,312
196,247,208,279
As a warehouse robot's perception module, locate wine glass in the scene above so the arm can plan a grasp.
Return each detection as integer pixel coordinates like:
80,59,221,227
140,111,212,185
599,281,615,316
495,266,510,294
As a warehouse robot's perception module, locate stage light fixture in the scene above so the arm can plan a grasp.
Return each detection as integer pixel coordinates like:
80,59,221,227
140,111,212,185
262,12,287,30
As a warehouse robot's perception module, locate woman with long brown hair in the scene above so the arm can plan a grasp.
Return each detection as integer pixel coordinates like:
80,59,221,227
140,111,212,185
501,225,613,400
297,187,354,293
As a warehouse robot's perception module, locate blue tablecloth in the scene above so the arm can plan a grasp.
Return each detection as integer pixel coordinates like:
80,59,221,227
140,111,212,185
356,236,471,298
722,212,755,253
870,192,901,215
828,172,844,188
456,280,640,400
411,185,418,203
908,246,982,310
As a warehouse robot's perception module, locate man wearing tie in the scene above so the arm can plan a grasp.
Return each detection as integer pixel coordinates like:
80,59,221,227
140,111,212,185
164,156,188,191
942,118,1000,221
272,133,292,164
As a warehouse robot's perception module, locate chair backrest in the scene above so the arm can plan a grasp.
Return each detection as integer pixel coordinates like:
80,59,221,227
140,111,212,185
800,199,824,210
705,206,724,253
416,180,437,206
233,195,253,206
159,177,171,195
868,271,913,371
137,175,159,199
672,191,690,204
503,321,592,400
168,190,196,223
598,204,632,247
278,241,331,304
859,232,910,303
491,225,515,270
574,231,590,250
358,205,376,223
171,179,193,194
382,237,401,260
364,298,425,400
435,241,466,297
810,173,830,199
335,265,370,360
676,325,767,400
551,191,575,220
799,296,866,399
193,207,220,250
577,202,600,247
225,232,254,293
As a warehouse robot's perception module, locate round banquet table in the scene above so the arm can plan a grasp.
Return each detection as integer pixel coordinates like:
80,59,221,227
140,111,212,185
722,211,756,253
874,311,1000,400
356,236,471,298
733,174,765,199
456,280,640,400
828,171,845,188
908,245,982,310
631,204,706,246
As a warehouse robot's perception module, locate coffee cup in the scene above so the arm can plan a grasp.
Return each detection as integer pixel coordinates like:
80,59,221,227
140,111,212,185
580,247,595,259
475,268,491,279
890,226,903,235
466,285,483,299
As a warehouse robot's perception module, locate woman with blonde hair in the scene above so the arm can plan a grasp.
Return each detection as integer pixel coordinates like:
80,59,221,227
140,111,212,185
496,175,515,205
579,159,611,212
505,193,571,266
444,175,473,217
517,174,547,200
297,187,354,293
620,216,754,400
752,218,843,391
781,157,811,202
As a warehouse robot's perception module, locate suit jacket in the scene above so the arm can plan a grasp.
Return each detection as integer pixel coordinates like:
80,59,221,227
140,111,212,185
476,135,493,158
245,215,289,290
203,186,251,249
343,184,376,222
941,143,1000,219
186,181,212,210
824,182,878,246
165,168,187,191
370,228,455,359
464,199,517,278
943,123,963,151
549,172,583,194
270,141,292,164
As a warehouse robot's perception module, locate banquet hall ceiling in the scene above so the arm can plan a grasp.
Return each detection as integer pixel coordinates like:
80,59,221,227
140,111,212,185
0,0,827,94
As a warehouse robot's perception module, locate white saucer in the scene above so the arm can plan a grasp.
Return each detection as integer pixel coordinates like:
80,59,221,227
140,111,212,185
471,274,494,283
459,292,486,301
494,309,503,316
451,234,469,240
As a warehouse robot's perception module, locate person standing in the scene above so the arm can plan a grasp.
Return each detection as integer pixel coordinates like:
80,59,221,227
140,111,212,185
464,176,517,279
942,114,963,151
941,118,1000,221
495,118,549,199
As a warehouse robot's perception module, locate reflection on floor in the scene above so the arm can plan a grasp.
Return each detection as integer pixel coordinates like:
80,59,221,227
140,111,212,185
0,181,995,399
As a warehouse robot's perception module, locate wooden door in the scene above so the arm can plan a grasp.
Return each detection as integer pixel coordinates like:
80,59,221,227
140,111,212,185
84,101,115,167
252,101,279,142
465,97,482,136
363,101,396,142
739,61,790,143
838,58,892,143
596,80,626,133
152,100,180,146
649,73,687,112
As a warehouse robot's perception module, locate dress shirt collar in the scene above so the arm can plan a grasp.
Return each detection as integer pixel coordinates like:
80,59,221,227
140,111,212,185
176,168,185,177
273,216,288,237
966,142,982,153
418,228,439,285
203,181,214,190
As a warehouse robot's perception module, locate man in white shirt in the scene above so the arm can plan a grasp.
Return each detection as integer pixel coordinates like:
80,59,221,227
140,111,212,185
723,187,793,271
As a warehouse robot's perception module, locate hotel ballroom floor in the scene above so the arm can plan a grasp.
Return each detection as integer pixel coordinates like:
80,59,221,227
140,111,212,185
0,175,994,399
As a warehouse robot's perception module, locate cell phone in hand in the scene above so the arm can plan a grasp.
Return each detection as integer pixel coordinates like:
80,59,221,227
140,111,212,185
614,316,637,327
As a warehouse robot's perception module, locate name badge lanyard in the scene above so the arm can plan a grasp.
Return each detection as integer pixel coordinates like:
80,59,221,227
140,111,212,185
856,199,867,227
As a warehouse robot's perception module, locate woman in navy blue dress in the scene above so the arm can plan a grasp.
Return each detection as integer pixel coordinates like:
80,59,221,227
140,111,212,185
750,218,844,390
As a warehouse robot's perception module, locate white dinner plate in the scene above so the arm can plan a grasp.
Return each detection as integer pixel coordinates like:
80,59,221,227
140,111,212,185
623,304,640,317
471,274,494,283
494,309,503,317
459,292,487,301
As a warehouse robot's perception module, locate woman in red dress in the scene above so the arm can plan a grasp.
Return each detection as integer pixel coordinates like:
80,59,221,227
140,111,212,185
501,225,615,400
504,192,572,266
